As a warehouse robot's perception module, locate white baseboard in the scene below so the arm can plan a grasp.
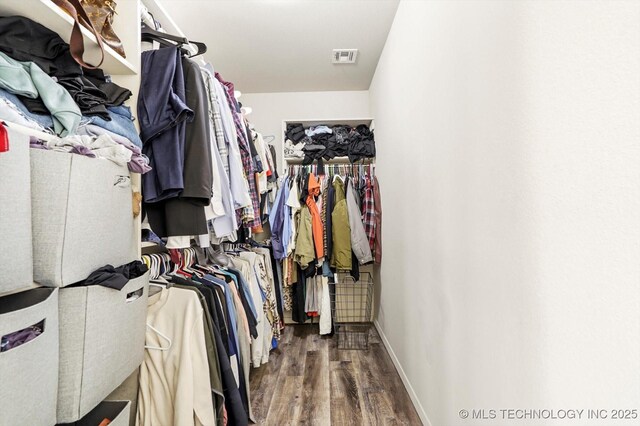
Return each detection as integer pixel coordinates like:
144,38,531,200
374,320,432,426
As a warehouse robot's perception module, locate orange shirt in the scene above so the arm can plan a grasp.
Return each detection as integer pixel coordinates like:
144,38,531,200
306,173,324,260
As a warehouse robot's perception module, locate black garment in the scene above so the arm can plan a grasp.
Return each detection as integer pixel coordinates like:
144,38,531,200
198,274,250,420
245,123,262,172
325,183,336,263
268,144,279,181
212,317,248,426
226,269,259,339
0,16,81,78
81,260,148,290
332,126,351,144
299,172,310,205
293,265,320,324
83,68,132,106
57,76,110,120
291,264,308,324
236,357,250,420
268,248,285,321
211,285,231,355
348,124,376,162
19,76,125,120
146,57,213,237
260,192,269,222
301,132,329,166
350,251,360,281
285,123,306,143
17,96,48,115
302,143,326,166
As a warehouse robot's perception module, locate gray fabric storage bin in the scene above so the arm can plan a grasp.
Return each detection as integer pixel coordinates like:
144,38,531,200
0,288,59,426
30,149,136,287
107,369,140,426
57,273,149,423
57,401,131,426
0,129,33,294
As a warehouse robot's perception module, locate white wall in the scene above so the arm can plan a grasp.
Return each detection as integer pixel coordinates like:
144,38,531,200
240,91,370,172
369,1,640,425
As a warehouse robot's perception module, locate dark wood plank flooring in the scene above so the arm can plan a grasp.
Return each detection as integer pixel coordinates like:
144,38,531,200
250,325,423,425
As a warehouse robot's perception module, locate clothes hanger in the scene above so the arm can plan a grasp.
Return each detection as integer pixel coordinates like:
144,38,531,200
140,24,207,57
149,276,172,296
208,245,231,267
193,262,215,275
174,249,192,277
263,135,275,144
145,324,172,351
183,249,204,278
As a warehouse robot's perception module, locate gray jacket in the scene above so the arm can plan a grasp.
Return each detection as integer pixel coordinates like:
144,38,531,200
346,180,373,264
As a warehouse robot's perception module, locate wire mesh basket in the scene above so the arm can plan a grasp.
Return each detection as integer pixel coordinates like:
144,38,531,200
329,272,374,350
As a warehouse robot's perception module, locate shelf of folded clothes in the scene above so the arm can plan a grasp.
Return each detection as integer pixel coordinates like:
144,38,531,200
283,119,376,165
0,0,137,75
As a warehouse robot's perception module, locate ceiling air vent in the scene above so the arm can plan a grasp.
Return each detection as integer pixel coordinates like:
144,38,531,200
332,49,358,64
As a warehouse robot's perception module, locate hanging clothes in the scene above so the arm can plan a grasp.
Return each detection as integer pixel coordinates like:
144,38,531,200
346,178,373,265
206,65,252,212
294,205,315,269
146,57,213,241
286,177,301,256
200,67,229,173
268,176,289,260
330,177,352,271
215,72,262,230
138,287,217,426
139,47,192,203
168,281,225,425
373,175,383,264
361,175,376,252
306,172,324,261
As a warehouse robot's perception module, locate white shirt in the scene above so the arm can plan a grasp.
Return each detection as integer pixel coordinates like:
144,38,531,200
137,287,216,426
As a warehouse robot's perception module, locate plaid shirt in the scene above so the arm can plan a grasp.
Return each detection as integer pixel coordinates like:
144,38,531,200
361,176,376,252
215,73,262,230
373,175,382,264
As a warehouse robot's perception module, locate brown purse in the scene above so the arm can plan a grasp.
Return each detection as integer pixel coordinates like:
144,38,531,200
80,0,126,58
53,0,125,69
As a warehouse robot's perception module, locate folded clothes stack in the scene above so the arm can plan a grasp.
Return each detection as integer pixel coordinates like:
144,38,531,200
0,16,149,174
284,123,376,164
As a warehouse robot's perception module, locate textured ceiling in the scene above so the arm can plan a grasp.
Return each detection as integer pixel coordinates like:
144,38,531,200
160,0,400,93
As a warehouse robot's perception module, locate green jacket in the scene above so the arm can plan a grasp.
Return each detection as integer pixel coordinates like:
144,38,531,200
330,178,352,270
294,205,315,268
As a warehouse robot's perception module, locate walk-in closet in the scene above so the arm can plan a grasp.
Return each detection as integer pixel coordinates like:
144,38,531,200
0,1,638,426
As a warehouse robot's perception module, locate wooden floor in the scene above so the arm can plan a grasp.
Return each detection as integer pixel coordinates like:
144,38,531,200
250,325,423,425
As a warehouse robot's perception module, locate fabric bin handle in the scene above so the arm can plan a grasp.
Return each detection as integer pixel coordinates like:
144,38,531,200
1,319,46,353
125,287,144,303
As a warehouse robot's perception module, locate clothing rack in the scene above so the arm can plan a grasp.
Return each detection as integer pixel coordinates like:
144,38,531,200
140,1,208,66
142,247,199,280
284,157,375,165
286,162,376,178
